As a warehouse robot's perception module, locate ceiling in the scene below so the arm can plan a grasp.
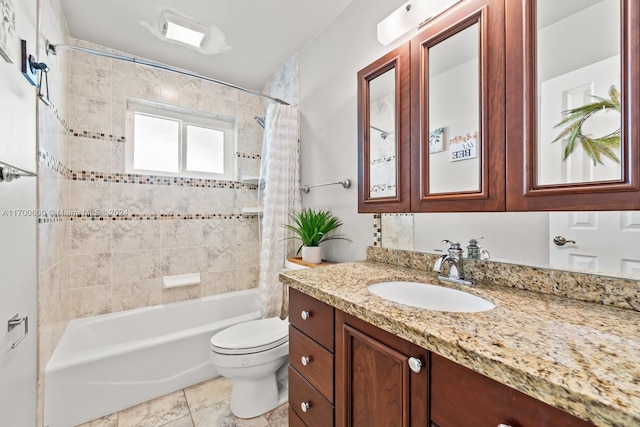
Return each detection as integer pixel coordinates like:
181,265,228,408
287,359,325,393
60,0,355,90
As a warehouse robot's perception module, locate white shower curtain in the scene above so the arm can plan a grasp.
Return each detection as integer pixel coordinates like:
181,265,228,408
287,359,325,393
258,103,301,318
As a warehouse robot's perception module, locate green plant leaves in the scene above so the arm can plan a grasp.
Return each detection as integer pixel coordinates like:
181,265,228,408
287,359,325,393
282,208,351,255
552,85,621,165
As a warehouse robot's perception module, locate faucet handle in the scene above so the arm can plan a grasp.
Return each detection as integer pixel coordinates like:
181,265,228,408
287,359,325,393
441,239,461,248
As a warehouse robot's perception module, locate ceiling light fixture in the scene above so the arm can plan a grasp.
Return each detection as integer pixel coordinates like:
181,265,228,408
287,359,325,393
161,12,208,48
377,0,462,46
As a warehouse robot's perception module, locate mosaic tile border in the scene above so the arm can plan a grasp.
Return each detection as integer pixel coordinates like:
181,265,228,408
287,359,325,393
37,212,259,224
68,129,126,143
373,214,381,247
70,170,259,189
38,150,72,178
236,151,261,160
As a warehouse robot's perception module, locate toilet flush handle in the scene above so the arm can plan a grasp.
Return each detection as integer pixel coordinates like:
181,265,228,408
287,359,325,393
300,310,311,320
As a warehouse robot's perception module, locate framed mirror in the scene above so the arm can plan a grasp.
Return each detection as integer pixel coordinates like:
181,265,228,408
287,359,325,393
358,43,411,213
506,0,640,211
411,0,505,212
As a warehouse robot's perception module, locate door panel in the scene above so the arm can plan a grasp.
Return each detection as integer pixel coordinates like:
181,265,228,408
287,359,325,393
549,211,640,275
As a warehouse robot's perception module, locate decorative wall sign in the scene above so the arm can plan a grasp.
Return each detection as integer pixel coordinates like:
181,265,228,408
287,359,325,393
429,127,444,153
449,131,478,162
0,0,15,63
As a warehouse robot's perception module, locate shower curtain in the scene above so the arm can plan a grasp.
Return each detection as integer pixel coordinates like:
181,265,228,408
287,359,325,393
258,103,301,318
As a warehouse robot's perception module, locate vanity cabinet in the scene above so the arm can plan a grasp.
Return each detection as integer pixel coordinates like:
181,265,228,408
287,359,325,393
335,310,430,426
288,288,335,426
431,354,593,427
290,289,594,426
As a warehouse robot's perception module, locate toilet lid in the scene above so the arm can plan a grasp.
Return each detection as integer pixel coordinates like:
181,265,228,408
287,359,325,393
210,317,288,355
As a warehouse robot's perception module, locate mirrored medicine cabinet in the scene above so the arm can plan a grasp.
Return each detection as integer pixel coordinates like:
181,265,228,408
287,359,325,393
359,0,640,214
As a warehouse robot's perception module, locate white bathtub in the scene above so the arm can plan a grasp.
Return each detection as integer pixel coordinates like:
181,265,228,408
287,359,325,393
44,289,262,427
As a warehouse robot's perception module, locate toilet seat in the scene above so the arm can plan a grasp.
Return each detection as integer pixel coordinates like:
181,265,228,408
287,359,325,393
210,317,288,355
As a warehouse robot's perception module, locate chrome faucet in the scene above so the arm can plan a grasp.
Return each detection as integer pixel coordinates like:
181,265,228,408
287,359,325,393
434,240,475,286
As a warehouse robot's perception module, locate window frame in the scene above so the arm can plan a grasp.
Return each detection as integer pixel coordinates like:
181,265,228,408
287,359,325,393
125,98,236,180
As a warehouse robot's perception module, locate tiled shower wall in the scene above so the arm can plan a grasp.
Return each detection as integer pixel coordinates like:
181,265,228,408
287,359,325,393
61,39,266,318
37,0,71,423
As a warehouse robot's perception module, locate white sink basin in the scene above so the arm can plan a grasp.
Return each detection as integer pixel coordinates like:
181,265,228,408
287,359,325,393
367,281,495,313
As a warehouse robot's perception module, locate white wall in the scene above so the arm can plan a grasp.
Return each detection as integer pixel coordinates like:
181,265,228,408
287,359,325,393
299,0,412,262
0,0,38,424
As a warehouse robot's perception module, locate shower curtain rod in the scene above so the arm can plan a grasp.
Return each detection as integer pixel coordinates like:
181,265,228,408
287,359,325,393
46,42,290,106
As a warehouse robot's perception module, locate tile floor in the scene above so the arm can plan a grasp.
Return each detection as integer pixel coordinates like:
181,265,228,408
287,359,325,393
77,376,288,427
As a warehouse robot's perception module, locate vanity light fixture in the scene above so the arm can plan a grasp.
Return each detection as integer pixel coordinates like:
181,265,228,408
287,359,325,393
377,0,462,46
161,11,208,48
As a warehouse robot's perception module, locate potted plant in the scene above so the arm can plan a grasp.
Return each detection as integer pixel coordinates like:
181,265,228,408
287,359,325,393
283,208,351,264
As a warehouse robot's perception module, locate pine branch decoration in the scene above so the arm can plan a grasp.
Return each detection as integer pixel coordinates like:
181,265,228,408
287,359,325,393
552,85,621,165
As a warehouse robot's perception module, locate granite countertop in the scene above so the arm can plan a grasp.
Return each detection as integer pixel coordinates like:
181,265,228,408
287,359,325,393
279,260,640,427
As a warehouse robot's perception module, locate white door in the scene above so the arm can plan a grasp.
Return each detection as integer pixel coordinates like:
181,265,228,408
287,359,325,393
549,211,640,276
538,55,639,275
0,0,38,423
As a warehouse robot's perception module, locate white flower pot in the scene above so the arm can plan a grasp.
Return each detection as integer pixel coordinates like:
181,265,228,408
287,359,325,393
301,246,322,264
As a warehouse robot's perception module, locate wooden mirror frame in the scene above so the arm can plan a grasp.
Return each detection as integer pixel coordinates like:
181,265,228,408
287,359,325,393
410,0,506,212
506,0,640,211
358,44,411,213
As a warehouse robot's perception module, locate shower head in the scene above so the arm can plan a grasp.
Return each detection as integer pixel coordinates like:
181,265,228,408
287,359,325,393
255,117,265,129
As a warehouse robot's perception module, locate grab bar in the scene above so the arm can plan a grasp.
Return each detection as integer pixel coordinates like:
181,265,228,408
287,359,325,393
0,160,37,183
300,178,351,193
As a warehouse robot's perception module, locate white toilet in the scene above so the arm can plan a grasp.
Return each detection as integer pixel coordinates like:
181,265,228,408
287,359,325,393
210,316,289,418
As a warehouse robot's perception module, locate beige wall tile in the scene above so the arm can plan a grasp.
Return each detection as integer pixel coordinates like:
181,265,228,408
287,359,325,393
69,253,112,288
202,188,236,214
111,182,162,214
69,60,112,103
70,285,112,318
238,217,259,243
161,284,202,304
161,220,203,249
68,180,111,213
202,270,237,296
237,267,260,291
68,137,112,172
112,220,162,252
202,245,238,273
68,95,112,134
162,247,202,276
111,279,162,312
161,186,203,215
202,218,237,246
238,242,260,268
70,220,111,255
112,249,163,284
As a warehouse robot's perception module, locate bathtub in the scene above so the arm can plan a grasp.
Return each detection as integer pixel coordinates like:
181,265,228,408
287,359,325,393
44,289,262,427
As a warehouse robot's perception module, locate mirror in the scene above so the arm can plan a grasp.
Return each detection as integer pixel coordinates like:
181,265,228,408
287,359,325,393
381,210,640,280
369,68,397,199
536,0,622,186
428,23,480,194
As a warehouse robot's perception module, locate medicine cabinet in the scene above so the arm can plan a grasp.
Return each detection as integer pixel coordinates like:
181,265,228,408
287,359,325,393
358,44,411,213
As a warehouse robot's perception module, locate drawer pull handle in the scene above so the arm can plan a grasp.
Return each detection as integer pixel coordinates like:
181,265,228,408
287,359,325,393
497,424,513,427
300,310,311,320
301,356,311,366
301,401,310,412
408,357,422,373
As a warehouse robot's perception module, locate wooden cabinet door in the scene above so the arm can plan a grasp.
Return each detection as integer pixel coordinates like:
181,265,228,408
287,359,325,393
505,0,640,211
357,43,412,213
410,0,506,212
431,353,594,427
335,311,429,427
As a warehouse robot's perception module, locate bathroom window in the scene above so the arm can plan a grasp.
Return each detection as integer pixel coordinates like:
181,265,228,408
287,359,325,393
126,99,235,180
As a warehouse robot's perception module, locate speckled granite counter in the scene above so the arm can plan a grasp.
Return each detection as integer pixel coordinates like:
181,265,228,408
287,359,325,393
279,260,640,427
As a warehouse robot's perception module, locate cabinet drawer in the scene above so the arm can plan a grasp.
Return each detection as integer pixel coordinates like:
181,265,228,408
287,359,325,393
289,406,306,427
431,354,594,427
290,326,334,402
289,288,334,351
289,366,334,427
